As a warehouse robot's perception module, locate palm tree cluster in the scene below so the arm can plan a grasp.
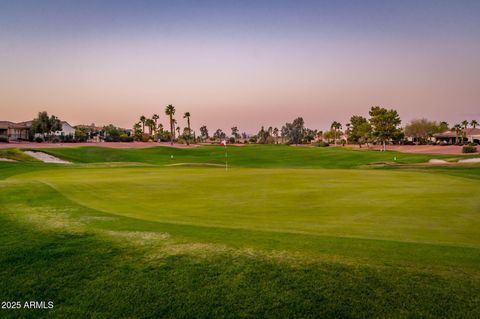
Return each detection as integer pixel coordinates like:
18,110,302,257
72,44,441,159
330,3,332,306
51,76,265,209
449,119,479,144
133,105,193,144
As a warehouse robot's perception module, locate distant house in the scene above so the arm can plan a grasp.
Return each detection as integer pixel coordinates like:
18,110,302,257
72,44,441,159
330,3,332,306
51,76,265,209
0,121,31,141
434,128,480,144
0,120,76,141
54,121,75,137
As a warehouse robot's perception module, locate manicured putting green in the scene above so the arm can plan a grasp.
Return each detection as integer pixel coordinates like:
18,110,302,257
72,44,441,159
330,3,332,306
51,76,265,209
19,166,480,247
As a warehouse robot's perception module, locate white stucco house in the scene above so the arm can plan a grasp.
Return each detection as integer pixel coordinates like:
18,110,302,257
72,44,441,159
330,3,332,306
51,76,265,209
53,121,76,137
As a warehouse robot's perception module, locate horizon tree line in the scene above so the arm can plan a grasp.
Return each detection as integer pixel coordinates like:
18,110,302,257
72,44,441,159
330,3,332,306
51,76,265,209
22,107,477,146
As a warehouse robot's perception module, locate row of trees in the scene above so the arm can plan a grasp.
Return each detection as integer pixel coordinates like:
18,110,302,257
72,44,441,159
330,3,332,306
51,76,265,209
245,106,403,149
188,106,406,148
134,105,193,145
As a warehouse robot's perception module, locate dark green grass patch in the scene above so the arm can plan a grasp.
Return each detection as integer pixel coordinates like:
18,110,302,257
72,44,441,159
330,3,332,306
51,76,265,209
1,215,479,319
31,145,465,168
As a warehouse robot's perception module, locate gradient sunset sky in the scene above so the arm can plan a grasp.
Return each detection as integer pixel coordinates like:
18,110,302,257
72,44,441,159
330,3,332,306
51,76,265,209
1,0,479,132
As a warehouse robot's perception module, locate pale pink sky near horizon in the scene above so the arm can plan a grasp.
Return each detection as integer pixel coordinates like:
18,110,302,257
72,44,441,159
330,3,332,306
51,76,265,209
1,1,479,133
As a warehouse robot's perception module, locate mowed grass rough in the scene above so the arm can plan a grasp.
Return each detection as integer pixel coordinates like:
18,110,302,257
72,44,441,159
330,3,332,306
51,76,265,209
1,145,479,318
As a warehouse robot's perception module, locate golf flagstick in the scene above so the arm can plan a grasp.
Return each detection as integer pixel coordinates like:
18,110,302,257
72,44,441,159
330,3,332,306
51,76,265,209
221,139,228,171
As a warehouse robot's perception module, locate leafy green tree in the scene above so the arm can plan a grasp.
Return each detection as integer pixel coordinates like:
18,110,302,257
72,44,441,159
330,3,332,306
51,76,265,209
231,126,240,142
31,111,62,141
256,126,268,144
330,121,342,146
133,122,143,141
273,127,279,144
282,117,305,145
323,130,336,143
103,124,127,141
199,125,209,141
438,121,449,132
303,128,317,144
165,104,176,144
349,115,372,147
404,118,438,144
368,106,401,151
213,129,226,141
74,127,89,142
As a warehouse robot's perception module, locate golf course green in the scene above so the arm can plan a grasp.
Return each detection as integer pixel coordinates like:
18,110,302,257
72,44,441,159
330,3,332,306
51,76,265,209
1,145,479,318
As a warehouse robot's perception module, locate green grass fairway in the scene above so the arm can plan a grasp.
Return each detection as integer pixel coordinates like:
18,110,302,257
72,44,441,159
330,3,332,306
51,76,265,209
32,144,468,167
1,145,479,318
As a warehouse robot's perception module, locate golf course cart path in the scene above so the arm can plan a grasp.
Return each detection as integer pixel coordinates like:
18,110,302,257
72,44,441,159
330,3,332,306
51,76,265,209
23,151,71,164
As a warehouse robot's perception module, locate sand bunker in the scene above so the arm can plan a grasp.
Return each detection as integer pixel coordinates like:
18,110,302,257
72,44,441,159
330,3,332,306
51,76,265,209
23,151,71,164
428,159,448,164
458,158,480,163
0,158,16,162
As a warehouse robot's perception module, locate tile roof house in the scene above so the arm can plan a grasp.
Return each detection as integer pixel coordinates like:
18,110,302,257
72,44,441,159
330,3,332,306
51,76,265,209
433,128,480,143
0,121,32,141
0,120,76,141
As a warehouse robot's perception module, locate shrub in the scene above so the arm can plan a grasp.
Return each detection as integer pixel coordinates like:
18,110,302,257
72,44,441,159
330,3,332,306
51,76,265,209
75,135,88,142
120,136,134,142
316,142,330,147
462,145,477,153
60,134,74,143
0,136,8,143
35,136,44,143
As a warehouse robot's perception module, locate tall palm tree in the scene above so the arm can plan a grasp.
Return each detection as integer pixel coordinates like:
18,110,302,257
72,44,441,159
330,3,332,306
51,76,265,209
152,114,159,136
165,104,176,144
145,118,155,136
173,119,178,140
471,120,478,129
183,112,191,145
139,115,146,134
345,123,351,143
453,124,462,144
331,121,342,146
461,120,469,129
